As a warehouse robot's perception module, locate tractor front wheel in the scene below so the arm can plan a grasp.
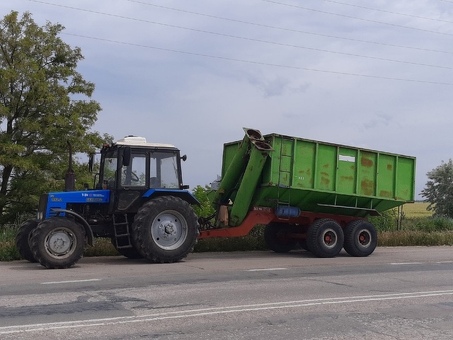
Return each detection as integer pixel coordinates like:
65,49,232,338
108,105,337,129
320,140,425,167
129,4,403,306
30,217,85,269
132,196,199,263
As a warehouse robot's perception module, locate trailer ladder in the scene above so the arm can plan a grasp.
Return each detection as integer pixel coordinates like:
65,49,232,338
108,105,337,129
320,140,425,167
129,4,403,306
275,136,295,218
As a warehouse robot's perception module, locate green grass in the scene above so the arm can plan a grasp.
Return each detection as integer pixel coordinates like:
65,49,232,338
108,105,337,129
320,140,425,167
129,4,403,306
1,202,452,262
378,230,453,246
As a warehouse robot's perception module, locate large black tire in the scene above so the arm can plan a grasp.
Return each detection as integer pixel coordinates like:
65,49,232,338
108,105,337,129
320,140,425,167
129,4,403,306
15,219,39,263
343,220,377,257
132,196,199,263
30,217,85,269
264,223,297,253
111,239,143,259
307,219,344,258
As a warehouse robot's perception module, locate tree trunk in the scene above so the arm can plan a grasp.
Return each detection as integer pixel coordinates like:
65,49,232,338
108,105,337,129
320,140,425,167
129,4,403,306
0,164,13,218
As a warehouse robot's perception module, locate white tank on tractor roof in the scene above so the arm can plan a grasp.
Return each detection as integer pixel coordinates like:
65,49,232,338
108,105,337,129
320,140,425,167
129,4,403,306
116,135,176,148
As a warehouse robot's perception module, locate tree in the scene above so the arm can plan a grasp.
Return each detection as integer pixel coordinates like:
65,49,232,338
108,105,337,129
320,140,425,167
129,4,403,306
0,11,108,225
421,159,453,218
192,185,216,218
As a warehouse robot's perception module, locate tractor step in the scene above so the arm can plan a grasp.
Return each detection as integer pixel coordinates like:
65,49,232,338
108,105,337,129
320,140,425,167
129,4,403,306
113,214,133,249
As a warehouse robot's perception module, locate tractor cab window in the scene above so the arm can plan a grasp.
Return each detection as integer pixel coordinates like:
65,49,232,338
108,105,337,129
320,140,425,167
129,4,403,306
121,153,146,187
102,154,117,189
150,151,179,188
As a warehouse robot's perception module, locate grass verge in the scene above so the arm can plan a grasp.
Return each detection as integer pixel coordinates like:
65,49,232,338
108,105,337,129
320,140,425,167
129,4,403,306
2,214,453,262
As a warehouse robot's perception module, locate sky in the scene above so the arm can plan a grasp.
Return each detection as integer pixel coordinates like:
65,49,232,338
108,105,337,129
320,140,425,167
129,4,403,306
3,0,453,199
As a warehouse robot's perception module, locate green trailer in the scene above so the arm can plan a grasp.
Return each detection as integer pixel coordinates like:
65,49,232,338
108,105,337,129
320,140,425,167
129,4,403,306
199,128,416,258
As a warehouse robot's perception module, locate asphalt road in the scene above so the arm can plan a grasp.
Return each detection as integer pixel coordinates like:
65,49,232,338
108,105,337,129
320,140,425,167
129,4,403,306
0,246,453,339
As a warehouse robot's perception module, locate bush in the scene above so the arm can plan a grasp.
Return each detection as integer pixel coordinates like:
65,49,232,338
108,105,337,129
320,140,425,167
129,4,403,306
412,216,453,232
369,210,398,232
195,225,266,252
0,227,20,261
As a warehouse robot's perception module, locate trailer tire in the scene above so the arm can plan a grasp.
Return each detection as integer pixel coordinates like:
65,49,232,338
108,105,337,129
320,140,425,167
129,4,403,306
264,223,297,253
132,196,198,263
15,219,39,263
307,219,344,258
30,217,85,269
343,220,377,257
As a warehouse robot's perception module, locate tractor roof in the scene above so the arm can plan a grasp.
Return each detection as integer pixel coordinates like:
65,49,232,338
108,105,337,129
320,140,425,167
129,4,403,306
115,136,177,149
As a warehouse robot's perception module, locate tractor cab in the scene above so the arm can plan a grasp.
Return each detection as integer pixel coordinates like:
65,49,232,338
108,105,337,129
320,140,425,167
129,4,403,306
99,136,187,190
98,136,190,212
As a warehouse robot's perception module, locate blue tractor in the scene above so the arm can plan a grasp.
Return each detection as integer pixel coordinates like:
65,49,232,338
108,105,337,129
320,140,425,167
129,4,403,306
15,136,199,269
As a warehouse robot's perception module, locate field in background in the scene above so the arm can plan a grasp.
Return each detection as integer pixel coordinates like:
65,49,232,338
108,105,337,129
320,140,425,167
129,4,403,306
401,202,432,218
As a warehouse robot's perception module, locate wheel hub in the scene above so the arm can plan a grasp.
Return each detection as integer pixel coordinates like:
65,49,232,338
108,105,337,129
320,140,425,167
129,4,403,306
358,230,371,246
46,230,73,255
163,223,176,237
322,229,337,248
151,211,188,250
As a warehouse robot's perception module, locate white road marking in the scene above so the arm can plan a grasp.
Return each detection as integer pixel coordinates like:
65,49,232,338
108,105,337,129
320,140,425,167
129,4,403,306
390,261,453,265
1,289,453,335
40,279,101,285
247,268,287,272
390,262,424,265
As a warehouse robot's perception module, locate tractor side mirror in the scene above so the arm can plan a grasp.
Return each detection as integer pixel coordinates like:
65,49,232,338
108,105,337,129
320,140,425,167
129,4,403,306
181,154,187,162
122,147,131,166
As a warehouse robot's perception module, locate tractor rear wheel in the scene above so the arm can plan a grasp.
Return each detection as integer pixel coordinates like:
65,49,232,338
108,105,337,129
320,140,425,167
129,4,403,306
343,220,377,257
264,223,297,253
30,217,85,269
111,239,143,259
307,219,344,258
132,196,198,263
15,219,39,263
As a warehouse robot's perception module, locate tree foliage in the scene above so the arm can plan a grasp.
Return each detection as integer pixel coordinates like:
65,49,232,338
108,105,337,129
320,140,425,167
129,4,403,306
421,159,453,218
0,11,108,224
192,185,215,218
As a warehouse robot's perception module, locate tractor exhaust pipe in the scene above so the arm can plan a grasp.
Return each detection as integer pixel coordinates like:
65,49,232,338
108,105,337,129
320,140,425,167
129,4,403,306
64,141,76,191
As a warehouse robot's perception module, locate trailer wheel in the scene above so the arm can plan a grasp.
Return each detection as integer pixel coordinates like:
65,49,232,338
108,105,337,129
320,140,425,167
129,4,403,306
30,217,85,269
343,220,377,257
132,196,198,263
307,219,344,258
15,219,39,263
264,223,297,253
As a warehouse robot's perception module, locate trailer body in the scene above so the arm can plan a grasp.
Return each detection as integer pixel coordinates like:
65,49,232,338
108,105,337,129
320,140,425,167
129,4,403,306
222,133,415,218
